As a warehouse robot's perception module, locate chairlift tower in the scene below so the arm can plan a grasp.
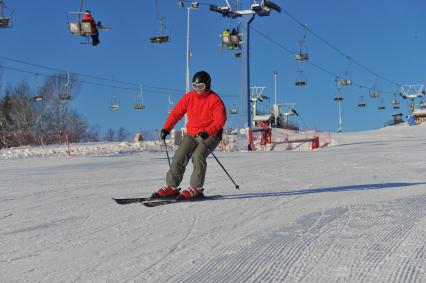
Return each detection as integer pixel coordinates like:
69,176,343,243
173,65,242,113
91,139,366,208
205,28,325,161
210,0,281,138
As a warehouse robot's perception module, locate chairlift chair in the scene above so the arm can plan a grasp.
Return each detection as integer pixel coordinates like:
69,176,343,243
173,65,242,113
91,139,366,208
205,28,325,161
151,0,170,44
295,70,307,86
370,91,380,98
0,0,12,28
357,96,366,108
391,99,400,109
334,95,344,102
33,95,43,102
295,52,309,61
378,104,386,110
340,79,352,86
60,72,72,101
419,101,426,109
0,16,9,28
230,104,238,114
134,85,145,110
110,96,120,111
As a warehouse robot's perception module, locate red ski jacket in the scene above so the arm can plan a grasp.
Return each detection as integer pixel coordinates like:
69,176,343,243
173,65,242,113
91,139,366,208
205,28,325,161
163,90,227,137
82,13,95,22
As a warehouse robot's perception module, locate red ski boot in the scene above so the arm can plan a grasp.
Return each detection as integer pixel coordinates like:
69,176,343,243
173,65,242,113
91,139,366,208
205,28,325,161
152,186,180,199
179,187,204,200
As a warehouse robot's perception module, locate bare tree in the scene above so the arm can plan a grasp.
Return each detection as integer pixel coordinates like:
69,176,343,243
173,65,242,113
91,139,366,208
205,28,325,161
118,127,129,142
104,128,115,142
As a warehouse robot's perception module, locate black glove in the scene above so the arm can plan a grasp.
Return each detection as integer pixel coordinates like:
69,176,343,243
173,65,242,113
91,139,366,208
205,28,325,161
196,132,209,140
160,129,170,140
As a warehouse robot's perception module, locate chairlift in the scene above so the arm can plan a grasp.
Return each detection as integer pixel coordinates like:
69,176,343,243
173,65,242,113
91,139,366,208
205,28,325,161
167,94,173,113
334,95,344,102
0,0,13,28
340,58,352,86
32,73,43,102
370,91,380,98
391,95,400,109
419,101,426,109
110,96,120,111
67,8,111,45
221,25,242,50
378,99,386,110
151,0,170,44
357,96,366,108
295,24,309,61
60,72,73,101
295,70,307,87
230,104,238,114
134,85,145,110
369,75,380,98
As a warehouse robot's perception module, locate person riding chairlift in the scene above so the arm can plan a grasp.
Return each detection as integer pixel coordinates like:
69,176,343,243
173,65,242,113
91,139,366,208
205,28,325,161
82,10,100,46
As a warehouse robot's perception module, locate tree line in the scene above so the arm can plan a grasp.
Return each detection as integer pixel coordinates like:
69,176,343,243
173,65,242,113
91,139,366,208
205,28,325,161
0,69,130,149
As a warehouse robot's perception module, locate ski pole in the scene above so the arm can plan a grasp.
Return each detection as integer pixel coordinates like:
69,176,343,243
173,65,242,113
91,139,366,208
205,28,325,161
200,140,240,190
163,138,171,168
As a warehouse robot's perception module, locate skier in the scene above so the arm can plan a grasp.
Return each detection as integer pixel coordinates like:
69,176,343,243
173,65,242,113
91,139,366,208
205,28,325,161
153,71,227,200
82,10,100,46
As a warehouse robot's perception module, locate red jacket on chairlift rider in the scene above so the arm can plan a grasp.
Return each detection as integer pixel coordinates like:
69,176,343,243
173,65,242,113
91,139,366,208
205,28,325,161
82,10,100,46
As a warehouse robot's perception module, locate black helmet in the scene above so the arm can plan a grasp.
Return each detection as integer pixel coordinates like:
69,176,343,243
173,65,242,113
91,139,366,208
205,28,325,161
192,71,211,91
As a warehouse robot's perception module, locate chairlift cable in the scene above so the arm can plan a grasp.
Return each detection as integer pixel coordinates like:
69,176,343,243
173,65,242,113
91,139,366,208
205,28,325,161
281,9,401,87
247,25,396,95
0,56,182,93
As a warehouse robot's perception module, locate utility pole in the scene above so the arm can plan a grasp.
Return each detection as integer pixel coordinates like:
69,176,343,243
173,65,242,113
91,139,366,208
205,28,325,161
272,70,278,126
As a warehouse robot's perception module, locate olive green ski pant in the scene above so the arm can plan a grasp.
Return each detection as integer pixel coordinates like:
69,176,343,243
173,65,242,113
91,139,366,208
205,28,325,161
166,134,220,189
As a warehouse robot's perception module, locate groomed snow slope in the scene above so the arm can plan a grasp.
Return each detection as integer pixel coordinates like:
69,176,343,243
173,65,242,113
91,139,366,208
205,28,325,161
1,124,425,282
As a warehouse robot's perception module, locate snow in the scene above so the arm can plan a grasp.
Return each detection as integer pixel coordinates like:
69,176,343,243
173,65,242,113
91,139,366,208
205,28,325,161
1,124,426,282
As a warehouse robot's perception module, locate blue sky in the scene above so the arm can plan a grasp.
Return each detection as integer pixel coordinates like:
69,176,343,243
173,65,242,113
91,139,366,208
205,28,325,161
1,0,425,133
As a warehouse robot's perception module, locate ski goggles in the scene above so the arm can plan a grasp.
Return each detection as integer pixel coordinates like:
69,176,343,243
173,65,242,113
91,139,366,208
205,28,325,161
192,82,206,91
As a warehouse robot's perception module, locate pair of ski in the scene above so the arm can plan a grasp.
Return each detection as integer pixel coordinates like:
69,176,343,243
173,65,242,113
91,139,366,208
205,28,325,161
113,194,222,207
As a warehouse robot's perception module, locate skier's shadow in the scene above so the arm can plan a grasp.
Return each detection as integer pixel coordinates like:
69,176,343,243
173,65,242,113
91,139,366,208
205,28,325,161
216,182,426,200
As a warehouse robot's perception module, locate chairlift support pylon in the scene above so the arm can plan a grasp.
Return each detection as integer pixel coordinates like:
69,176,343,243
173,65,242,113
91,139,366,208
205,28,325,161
150,0,170,44
210,0,281,135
